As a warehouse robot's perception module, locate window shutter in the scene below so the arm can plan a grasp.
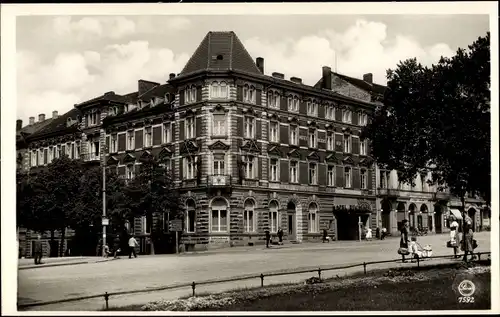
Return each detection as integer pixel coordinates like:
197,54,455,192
179,89,185,105
280,96,287,111
236,85,243,101
153,126,162,145
256,120,262,140
318,164,326,186
368,169,373,190
335,108,342,121
336,166,343,188
299,100,307,115
135,129,144,149
118,134,126,152
256,89,262,106
280,160,289,183
335,134,343,152
105,136,110,152
280,125,289,144
352,137,360,155
237,116,244,137
352,111,359,125
299,162,308,185
196,116,202,138
353,168,361,189
179,120,185,140
318,104,325,118
196,86,202,102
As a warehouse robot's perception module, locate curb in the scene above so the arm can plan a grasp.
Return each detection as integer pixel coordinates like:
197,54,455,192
19,258,118,270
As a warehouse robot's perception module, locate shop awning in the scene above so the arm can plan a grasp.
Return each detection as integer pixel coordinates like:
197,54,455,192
449,209,463,220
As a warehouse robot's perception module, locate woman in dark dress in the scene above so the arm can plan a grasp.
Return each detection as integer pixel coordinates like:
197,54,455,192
400,219,410,262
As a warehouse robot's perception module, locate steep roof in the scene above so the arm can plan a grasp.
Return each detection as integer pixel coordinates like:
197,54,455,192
27,108,82,140
315,72,387,96
180,31,262,76
76,91,132,108
138,84,175,101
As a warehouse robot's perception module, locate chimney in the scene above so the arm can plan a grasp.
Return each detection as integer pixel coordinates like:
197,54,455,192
104,91,115,96
169,73,176,80
52,110,58,119
16,119,22,131
38,114,45,122
256,57,264,74
29,116,35,125
272,72,285,79
363,73,373,84
322,66,332,90
290,77,302,84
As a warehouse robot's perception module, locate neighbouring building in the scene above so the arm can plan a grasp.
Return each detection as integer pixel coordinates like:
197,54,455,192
17,31,490,256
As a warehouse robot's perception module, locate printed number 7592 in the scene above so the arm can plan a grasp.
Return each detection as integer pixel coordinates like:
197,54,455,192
458,297,475,303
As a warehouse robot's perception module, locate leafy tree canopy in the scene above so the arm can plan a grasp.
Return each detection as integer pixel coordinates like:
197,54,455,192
361,32,490,205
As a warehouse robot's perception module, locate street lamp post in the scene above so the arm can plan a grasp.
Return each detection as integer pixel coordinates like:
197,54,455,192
102,145,108,255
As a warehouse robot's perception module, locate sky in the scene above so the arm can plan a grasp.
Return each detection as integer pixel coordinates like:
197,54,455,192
16,14,489,124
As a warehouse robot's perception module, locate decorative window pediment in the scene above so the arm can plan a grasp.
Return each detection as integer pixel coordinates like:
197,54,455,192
240,139,261,154
359,157,374,167
287,116,299,124
208,140,230,151
267,112,280,121
107,156,119,165
267,146,283,157
180,140,199,155
343,155,355,165
140,150,153,163
158,147,172,162
308,151,320,161
123,153,136,164
288,148,301,159
325,153,339,164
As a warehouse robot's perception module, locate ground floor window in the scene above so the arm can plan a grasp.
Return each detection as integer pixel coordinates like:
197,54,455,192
308,203,319,233
186,200,196,233
211,199,228,232
269,201,279,232
244,199,255,232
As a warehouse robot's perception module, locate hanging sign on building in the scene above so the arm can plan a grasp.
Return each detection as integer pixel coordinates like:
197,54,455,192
169,219,183,232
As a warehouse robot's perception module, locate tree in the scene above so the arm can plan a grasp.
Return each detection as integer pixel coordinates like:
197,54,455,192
362,33,490,218
125,156,181,255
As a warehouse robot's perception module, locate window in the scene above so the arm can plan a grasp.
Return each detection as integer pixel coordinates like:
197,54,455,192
89,141,100,160
127,131,135,150
163,123,172,143
359,112,368,126
145,127,152,147
185,157,195,179
243,200,255,232
309,163,317,185
380,171,390,189
51,147,57,162
75,142,81,159
31,150,37,167
342,109,352,123
244,117,255,139
309,129,317,148
360,139,367,156
141,216,149,234
88,111,99,126
269,121,279,143
213,113,226,136
307,101,318,116
126,165,135,180
243,84,256,103
66,143,72,158
37,149,43,165
111,134,117,153
327,166,335,186
344,167,352,188
56,145,61,159
326,105,336,120
268,91,280,108
270,158,279,181
343,135,351,153
243,155,255,179
47,147,53,164
290,161,298,183
210,81,229,99
290,125,299,145
308,203,319,233
361,169,367,189
287,95,299,112
161,158,172,171
185,117,195,139
185,85,197,104
327,133,335,151
269,201,279,233
211,199,228,232
213,154,225,175
186,200,196,233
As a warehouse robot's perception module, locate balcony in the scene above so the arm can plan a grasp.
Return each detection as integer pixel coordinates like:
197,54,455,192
377,188,400,198
81,152,100,163
207,175,232,188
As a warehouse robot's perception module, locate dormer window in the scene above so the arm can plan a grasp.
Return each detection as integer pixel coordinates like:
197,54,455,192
243,84,256,104
210,81,229,99
185,85,197,104
307,100,318,116
287,95,299,112
268,90,280,108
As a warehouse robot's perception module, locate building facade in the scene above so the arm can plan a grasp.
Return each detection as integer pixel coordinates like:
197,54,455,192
17,31,490,255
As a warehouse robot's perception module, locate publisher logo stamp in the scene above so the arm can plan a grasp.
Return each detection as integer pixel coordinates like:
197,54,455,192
456,279,476,303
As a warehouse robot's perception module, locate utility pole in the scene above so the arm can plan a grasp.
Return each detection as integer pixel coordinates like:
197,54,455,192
102,145,108,255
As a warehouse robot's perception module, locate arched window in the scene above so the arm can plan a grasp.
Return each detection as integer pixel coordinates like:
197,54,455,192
185,85,197,104
268,90,280,108
287,95,299,112
243,84,256,104
308,203,319,233
220,81,228,98
186,200,196,233
210,81,229,99
211,198,228,232
269,201,279,233
243,199,255,232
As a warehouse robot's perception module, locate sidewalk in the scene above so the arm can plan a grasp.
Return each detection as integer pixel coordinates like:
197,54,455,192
18,256,116,270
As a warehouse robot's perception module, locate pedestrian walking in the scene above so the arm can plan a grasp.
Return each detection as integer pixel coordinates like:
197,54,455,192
381,227,387,240
448,216,460,258
462,216,476,262
128,235,138,259
376,227,380,239
113,235,121,259
265,230,271,248
322,228,329,243
399,220,410,262
277,227,284,245
33,234,43,265
365,227,373,241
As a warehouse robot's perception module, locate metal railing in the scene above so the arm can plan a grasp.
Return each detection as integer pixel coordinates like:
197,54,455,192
17,251,491,311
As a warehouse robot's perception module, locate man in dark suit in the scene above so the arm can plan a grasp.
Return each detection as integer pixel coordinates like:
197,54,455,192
33,234,43,265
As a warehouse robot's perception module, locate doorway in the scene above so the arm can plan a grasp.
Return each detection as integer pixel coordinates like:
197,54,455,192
287,201,296,241
434,205,443,233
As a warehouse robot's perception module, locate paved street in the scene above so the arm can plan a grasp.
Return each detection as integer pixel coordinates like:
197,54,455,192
18,232,491,311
